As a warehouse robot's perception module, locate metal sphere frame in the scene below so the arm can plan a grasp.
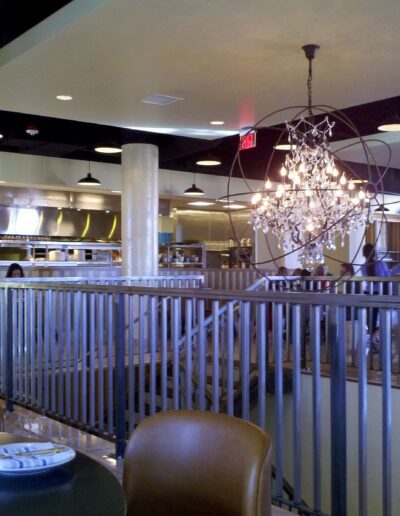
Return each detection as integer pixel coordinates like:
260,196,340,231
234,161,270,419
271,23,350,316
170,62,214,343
223,102,392,289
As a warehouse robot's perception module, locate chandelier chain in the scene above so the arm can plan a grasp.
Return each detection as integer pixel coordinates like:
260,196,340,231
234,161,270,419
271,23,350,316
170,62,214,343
307,58,313,119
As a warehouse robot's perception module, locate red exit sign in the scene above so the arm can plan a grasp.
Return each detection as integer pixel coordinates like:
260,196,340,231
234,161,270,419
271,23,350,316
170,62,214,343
239,129,256,150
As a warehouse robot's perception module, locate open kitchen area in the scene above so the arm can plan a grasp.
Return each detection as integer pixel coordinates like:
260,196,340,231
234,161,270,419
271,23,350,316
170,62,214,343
0,178,255,278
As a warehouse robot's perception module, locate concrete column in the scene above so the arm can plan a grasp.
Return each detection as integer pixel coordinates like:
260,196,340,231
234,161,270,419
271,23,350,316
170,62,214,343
121,144,159,276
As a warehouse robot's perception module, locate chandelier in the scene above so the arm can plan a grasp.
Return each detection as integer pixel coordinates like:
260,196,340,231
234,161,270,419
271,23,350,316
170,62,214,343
249,45,370,268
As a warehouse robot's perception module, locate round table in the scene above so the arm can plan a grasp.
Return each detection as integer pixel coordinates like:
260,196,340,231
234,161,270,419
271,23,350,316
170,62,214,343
0,433,126,516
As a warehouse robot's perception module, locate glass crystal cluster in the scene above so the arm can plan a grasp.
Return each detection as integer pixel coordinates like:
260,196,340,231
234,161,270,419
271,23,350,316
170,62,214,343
250,117,370,268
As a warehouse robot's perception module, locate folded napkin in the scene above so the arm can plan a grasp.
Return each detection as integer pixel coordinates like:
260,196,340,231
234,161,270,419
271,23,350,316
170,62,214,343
0,442,75,470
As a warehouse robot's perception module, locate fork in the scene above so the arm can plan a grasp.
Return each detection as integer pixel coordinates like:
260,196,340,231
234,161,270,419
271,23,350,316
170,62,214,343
0,446,68,459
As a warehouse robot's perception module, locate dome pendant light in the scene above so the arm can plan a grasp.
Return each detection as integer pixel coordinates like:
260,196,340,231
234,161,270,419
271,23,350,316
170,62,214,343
184,173,204,196
78,161,101,186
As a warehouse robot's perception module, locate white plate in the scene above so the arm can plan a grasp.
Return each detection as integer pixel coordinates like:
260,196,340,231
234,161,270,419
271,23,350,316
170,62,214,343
0,445,76,476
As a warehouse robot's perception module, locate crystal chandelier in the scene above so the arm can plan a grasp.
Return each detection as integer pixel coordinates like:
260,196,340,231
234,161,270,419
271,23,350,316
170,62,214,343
250,44,370,268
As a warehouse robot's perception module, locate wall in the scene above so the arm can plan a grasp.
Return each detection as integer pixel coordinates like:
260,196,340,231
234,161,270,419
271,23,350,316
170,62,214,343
173,209,252,242
0,151,262,200
251,375,400,516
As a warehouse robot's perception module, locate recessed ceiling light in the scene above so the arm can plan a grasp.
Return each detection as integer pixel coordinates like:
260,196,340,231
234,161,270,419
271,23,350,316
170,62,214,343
273,143,297,150
95,146,122,154
0,134,4,139
378,117,400,131
111,190,122,193
56,95,73,101
224,204,247,209
217,198,234,203
196,155,221,166
210,121,224,125
378,123,400,131
188,201,215,207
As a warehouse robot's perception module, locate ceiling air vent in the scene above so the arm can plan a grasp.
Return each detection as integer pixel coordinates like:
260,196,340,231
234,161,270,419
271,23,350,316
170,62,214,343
141,94,184,106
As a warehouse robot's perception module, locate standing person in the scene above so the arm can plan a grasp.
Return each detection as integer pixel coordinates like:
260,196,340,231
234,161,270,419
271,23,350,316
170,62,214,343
6,263,24,278
361,243,390,279
361,243,390,347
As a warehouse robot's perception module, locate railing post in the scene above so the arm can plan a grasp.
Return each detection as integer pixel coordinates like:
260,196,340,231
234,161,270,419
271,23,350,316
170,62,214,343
381,308,392,516
273,302,284,500
357,308,367,516
115,293,126,459
329,305,347,516
5,287,13,412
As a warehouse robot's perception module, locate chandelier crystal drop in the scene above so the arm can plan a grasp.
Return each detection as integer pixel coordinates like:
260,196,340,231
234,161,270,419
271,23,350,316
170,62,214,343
249,44,370,268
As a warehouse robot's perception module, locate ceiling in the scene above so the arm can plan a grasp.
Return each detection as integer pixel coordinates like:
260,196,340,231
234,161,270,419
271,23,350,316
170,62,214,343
0,0,399,190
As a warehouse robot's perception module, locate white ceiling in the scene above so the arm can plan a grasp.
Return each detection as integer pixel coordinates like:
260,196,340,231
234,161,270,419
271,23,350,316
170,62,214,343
0,0,400,145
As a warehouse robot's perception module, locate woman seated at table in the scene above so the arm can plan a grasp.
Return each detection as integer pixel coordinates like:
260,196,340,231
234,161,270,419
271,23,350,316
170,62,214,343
6,263,24,278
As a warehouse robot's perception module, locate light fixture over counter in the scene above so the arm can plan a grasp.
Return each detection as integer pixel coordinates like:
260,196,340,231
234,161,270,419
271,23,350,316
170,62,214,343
184,172,204,196
78,162,101,186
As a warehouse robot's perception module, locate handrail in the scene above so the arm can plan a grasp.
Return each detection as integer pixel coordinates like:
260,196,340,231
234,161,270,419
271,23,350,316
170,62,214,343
177,276,269,346
0,280,398,307
0,274,205,283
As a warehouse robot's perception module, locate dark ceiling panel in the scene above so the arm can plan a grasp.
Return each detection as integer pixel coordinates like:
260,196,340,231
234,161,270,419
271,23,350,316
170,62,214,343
0,96,398,193
0,0,72,48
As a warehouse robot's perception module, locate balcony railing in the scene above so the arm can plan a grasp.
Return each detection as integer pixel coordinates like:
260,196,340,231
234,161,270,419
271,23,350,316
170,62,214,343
0,276,398,515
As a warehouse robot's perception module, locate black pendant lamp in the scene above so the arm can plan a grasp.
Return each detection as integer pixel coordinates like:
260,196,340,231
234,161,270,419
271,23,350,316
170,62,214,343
184,173,204,196
78,161,101,186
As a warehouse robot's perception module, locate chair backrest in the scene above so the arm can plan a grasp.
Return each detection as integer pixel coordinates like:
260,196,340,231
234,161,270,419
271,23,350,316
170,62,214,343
123,410,272,516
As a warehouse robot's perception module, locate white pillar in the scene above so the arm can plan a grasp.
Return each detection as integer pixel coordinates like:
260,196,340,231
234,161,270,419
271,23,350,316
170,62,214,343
254,230,283,273
121,144,159,276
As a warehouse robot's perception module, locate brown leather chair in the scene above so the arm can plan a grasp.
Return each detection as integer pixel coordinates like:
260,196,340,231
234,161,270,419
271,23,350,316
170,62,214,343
123,410,272,516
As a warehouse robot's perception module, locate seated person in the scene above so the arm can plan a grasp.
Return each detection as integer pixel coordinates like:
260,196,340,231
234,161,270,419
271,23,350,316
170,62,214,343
314,263,332,291
6,263,24,278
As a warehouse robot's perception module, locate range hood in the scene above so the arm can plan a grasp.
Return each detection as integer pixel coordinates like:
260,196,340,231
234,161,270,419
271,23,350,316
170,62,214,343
0,206,121,242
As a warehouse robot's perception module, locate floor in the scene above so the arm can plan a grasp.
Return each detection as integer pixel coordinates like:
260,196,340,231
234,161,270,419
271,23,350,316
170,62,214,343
0,402,291,515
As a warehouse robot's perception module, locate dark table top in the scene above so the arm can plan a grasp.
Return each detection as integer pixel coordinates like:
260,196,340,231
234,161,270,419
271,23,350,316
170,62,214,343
0,433,126,516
